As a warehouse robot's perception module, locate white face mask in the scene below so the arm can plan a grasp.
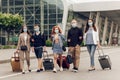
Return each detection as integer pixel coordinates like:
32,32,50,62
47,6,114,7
34,28,39,32
55,29,59,33
23,28,27,32
71,23,77,28
88,22,93,27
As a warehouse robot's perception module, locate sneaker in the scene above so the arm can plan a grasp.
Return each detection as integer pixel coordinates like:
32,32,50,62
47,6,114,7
88,68,95,71
60,67,63,72
53,68,57,73
36,69,41,72
72,67,78,73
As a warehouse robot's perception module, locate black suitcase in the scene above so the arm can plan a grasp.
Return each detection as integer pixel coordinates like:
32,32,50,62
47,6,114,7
98,48,112,70
43,51,54,70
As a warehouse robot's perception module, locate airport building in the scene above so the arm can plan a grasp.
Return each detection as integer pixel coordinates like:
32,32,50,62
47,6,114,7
0,0,120,46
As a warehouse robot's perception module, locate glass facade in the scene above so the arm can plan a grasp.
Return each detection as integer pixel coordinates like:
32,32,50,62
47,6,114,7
1,0,64,39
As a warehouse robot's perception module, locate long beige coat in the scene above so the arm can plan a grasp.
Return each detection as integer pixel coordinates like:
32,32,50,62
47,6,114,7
17,33,31,51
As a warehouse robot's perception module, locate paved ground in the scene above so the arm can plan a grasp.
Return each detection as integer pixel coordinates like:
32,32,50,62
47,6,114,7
0,46,120,80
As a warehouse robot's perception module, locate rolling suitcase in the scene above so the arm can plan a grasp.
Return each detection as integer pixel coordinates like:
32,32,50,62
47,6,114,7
43,51,54,70
57,56,70,69
11,51,22,72
98,48,112,70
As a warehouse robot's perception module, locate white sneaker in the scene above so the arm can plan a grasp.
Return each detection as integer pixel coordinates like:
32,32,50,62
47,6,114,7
53,68,57,73
60,67,63,72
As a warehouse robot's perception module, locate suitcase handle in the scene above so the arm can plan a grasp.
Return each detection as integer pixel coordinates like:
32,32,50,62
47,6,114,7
43,51,49,59
14,51,19,57
97,48,105,56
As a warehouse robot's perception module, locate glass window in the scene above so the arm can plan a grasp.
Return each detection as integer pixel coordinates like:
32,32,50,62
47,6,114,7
15,0,23,5
9,8,15,14
35,20,40,24
27,19,34,25
44,19,48,24
49,4,56,9
26,7,33,14
9,0,14,6
26,0,33,5
35,15,40,19
57,14,63,18
44,9,48,14
57,8,63,14
49,9,56,13
35,0,40,4
26,16,32,20
49,19,56,24
44,14,48,18
49,14,56,19
2,8,7,13
2,0,7,6
58,18,62,23
49,25,55,29
35,7,40,14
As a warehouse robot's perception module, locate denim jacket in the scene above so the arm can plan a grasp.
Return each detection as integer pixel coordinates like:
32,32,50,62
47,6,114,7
52,33,65,48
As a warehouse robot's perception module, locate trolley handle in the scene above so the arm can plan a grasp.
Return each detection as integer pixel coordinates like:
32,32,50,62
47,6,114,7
43,51,49,59
97,47,105,56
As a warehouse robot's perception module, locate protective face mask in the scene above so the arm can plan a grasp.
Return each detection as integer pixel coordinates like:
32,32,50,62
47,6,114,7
23,29,27,32
88,22,93,26
34,28,39,32
71,23,77,28
55,29,59,33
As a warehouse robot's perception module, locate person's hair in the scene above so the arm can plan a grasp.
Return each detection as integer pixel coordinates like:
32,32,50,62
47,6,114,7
51,26,62,35
34,24,39,28
20,24,31,36
85,19,97,33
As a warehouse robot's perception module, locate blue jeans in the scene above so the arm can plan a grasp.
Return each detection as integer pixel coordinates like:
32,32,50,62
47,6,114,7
87,45,97,67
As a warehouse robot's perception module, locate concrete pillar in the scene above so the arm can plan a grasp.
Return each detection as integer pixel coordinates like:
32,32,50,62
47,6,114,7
23,0,26,24
98,17,102,34
41,0,44,33
102,17,108,45
7,0,9,13
108,21,114,45
95,12,100,27
118,28,120,45
61,0,69,35
115,24,118,33
89,12,94,19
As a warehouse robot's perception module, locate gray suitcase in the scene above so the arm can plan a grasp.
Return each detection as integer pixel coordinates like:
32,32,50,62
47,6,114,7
98,48,112,70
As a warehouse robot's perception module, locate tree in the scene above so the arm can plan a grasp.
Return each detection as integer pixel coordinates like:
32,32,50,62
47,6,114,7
0,13,23,44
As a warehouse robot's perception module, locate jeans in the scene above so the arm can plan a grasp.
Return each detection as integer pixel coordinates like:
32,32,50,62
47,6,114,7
87,45,97,67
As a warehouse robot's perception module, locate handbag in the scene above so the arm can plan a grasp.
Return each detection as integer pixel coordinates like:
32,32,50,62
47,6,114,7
20,45,27,51
62,46,66,51
66,54,73,64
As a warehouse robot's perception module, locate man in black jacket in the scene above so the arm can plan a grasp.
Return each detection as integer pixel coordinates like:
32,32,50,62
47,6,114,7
67,19,83,72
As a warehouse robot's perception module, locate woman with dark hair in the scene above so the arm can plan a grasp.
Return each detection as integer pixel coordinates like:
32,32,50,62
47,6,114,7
84,19,101,71
17,24,31,74
51,26,65,73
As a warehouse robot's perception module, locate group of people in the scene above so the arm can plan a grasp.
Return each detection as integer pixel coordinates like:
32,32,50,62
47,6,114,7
16,19,100,74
